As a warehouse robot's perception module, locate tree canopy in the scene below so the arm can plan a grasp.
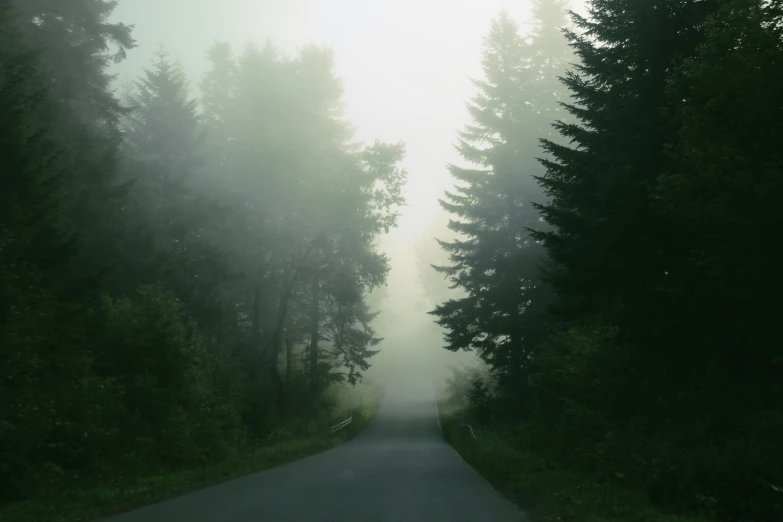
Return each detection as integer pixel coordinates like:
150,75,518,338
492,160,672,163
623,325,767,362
0,3,405,505
433,1,783,519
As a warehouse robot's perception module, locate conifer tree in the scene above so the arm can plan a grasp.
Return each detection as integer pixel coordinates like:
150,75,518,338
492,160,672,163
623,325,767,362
0,5,105,499
13,0,136,127
526,0,783,516
198,41,237,192
123,46,230,329
533,0,719,335
653,5,783,514
12,0,140,298
659,0,783,367
0,10,75,285
431,5,572,397
201,42,237,131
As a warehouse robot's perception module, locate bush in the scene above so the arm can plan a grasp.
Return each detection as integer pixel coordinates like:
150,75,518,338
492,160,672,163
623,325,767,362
0,248,118,500
521,316,783,521
91,287,246,473
0,280,247,503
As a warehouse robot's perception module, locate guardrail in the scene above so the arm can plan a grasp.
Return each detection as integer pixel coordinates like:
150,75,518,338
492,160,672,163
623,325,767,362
330,416,353,433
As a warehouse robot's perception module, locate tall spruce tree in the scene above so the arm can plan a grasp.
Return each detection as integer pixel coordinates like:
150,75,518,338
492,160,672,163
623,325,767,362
533,0,719,341
526,0,783,517
0,12,75,286
431,5,572,400
12,0,135,127
13,0,141,299
654,3,783,516
0,4,109,500
529,0,726,466
659,0,783,373
123,46,230,330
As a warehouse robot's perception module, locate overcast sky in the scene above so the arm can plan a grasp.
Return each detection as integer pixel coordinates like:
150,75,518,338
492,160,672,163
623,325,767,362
112,0,541,230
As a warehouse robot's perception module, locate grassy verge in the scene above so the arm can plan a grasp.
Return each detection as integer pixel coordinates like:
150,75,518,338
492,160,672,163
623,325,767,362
0,382,384,522
439,406,711,522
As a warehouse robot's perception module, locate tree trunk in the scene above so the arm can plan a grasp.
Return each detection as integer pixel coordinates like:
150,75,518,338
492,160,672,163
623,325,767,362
269,287,290,416
286,316,293,389
257,240,319,364
309,277,320,408
284,316,293,413
251,282,261,351
248,282,262,382
270,332,285,415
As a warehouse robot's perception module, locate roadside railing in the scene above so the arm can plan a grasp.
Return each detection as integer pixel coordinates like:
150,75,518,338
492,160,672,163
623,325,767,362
330,416,353,434
462,423,476,440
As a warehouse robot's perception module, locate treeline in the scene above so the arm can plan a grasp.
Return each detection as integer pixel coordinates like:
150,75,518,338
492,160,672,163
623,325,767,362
431,0,782,520
1,0,404,504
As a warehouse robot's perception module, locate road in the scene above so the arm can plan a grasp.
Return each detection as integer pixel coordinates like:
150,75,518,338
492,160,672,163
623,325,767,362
105,372,524,522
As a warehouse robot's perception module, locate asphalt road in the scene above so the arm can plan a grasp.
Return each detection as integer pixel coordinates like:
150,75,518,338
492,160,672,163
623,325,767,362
105,372,523,522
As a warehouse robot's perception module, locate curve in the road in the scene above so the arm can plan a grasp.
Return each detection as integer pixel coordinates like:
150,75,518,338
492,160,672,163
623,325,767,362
104,373,524,522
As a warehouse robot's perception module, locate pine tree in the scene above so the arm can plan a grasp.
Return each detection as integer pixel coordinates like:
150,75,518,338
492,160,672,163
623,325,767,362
533,0,719,338
13,0,136,127
431,6,572,397
123,45,230,331
0,4,105,500
526,0,783,516
12,0,140,299
126,46,203,177
198,41,237,192
415,214,465,307
326,298,382,386
201,42,237,131
0,10,75,285
199,42,271,364
659,0,783,369
124,44,204,234
654,4,783,515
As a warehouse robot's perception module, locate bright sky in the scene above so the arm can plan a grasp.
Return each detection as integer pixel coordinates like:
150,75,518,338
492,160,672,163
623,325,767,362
111,0,548,359
113,0,536,236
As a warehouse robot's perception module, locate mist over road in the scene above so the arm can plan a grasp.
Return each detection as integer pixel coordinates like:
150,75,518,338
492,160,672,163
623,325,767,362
104,367,522,522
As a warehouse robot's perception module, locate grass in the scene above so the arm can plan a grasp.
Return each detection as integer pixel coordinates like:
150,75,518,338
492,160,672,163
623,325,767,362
0,383,384,522
439,406,712,522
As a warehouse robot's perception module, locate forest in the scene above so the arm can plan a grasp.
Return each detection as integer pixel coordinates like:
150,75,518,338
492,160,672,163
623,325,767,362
428,0,783,520
1,0,781,521
1,0,406,510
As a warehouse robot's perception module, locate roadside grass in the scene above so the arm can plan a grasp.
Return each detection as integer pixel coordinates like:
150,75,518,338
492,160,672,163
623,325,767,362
0,381,384,522
439,407,711,522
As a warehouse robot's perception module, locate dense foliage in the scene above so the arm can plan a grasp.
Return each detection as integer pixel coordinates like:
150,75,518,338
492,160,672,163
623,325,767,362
431,2,573,406
0,0,404,504
432,0,783,520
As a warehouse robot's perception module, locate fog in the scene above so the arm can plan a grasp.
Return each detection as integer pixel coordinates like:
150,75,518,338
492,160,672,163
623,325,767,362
110,0,560,389
8,2,779,518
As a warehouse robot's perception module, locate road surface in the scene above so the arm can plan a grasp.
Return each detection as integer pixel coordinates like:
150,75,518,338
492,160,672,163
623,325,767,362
105,372,524,522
